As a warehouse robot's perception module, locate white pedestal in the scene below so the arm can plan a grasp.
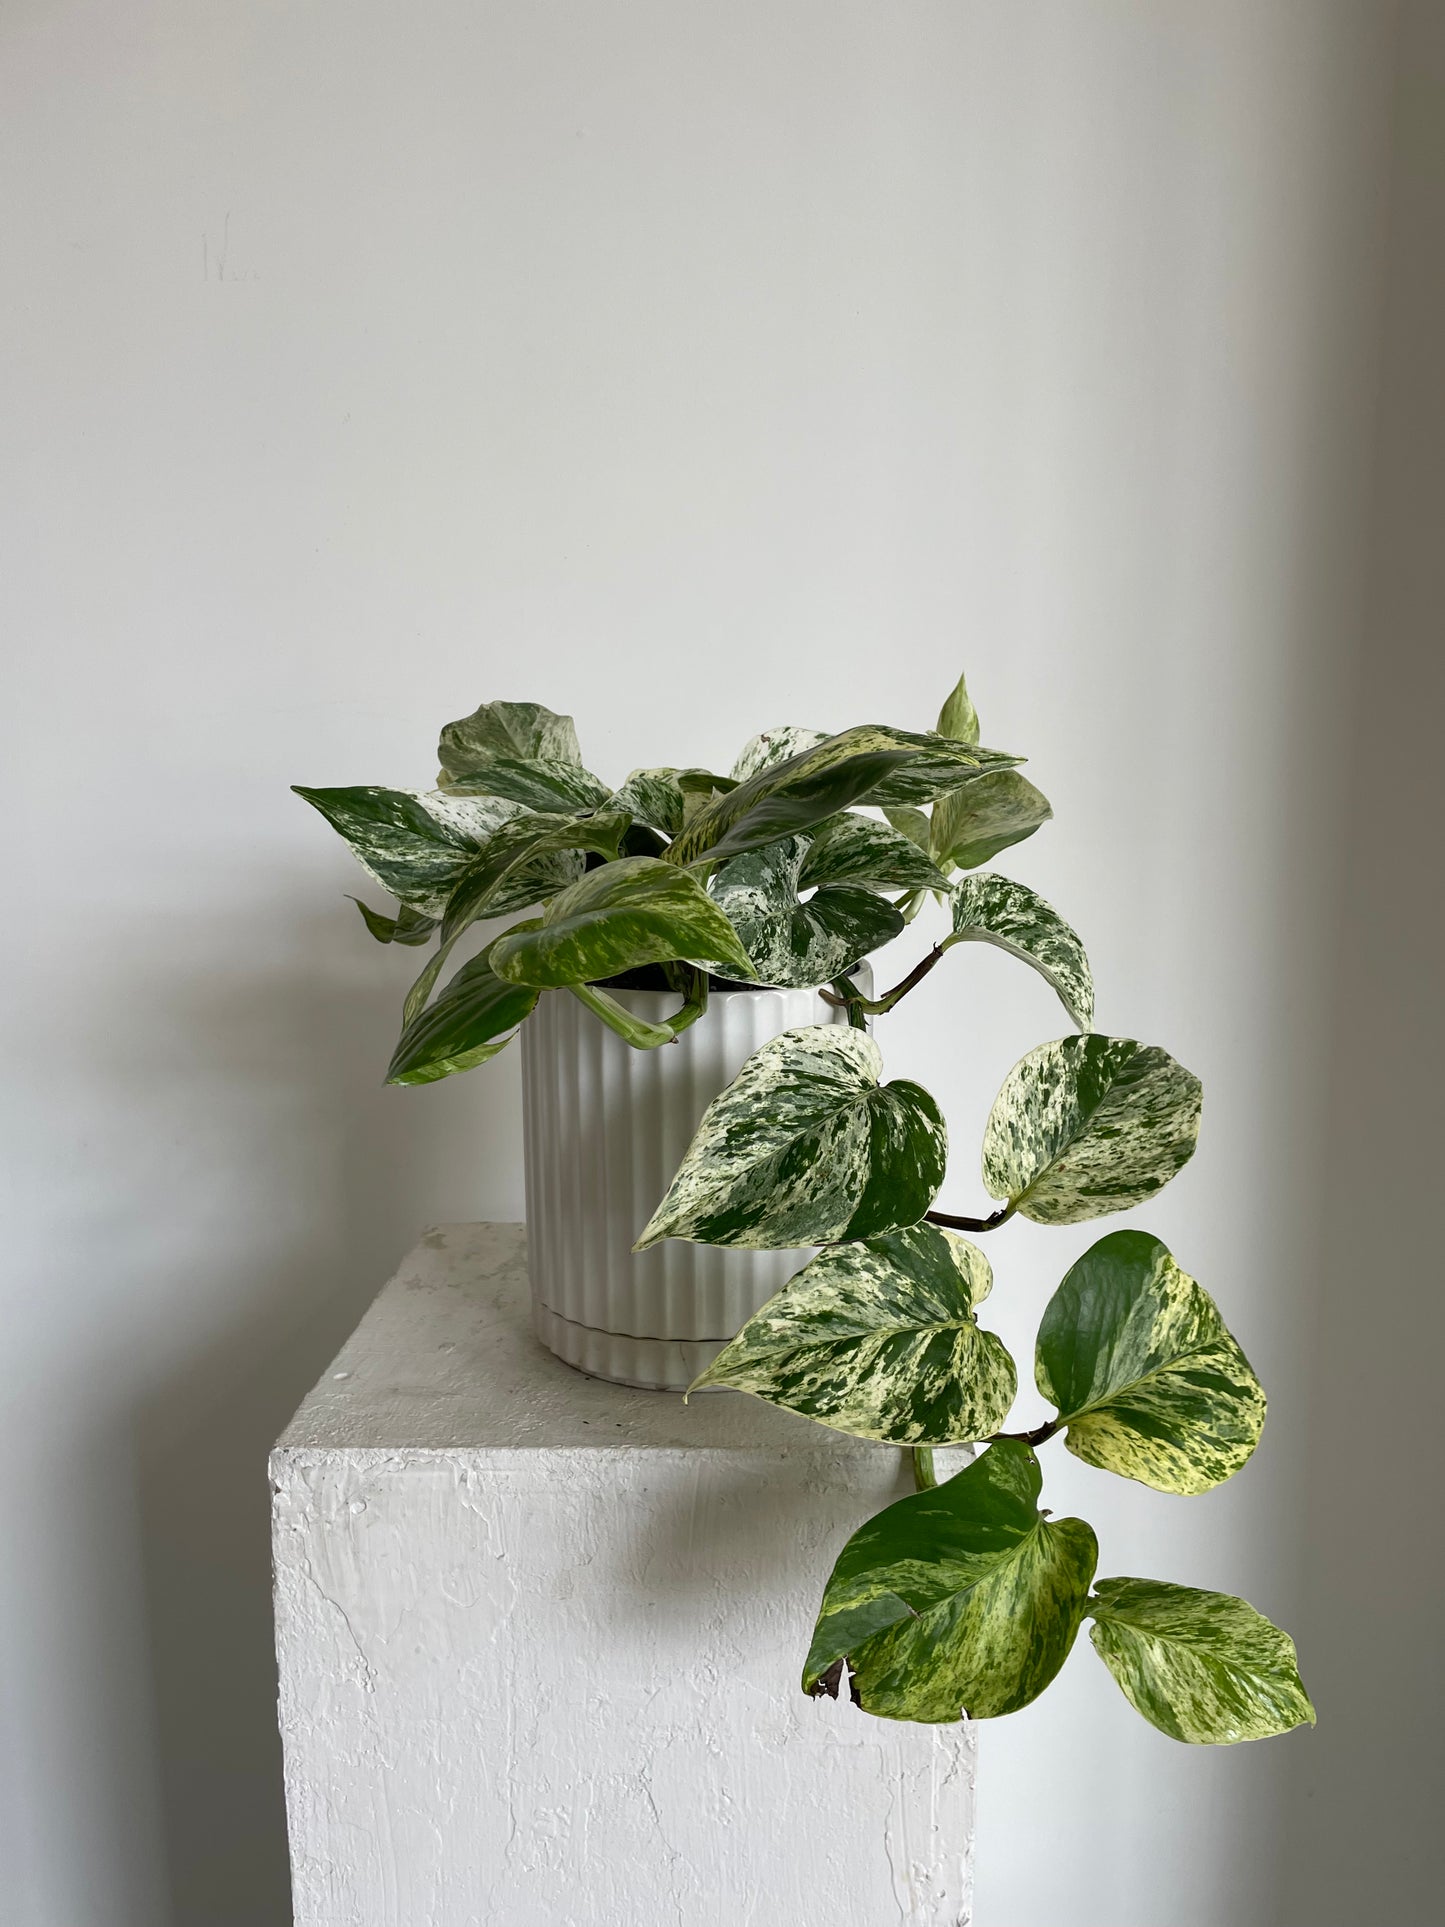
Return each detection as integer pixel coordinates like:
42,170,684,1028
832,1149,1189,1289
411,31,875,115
272,1224,976,1926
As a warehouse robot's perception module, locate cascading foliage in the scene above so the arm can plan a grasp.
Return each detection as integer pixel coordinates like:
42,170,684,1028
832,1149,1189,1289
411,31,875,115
296,675,1314,1744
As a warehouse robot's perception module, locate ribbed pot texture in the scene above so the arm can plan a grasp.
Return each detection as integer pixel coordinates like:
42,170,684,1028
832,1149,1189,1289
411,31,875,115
521,979,859,1391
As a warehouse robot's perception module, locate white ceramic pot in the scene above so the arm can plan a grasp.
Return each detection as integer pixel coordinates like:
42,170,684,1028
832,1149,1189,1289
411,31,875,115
521,974,866,1391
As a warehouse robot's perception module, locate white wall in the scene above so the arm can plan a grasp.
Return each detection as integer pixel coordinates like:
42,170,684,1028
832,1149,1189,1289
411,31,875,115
1,4,1437,1924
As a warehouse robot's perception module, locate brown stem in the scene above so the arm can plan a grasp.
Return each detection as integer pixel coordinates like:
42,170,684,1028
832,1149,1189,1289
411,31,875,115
924,1203,1016,1234
986,1417,1062,1449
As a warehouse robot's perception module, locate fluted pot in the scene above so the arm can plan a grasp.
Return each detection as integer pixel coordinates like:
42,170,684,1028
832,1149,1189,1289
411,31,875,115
521,977,863,1391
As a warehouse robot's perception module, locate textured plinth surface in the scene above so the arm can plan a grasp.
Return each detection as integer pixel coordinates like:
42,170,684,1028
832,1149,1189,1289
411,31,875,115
272,1224,976,1926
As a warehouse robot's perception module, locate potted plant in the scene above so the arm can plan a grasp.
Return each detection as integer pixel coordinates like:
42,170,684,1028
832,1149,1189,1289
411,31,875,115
296,673,1313,1746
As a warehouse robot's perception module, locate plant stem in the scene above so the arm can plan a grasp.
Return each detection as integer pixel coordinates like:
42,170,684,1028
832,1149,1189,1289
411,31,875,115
986,1418,1062,1449
829,974,870,1031
821,942,948,1018
910,1446,939,1491
924,1203,1017,1234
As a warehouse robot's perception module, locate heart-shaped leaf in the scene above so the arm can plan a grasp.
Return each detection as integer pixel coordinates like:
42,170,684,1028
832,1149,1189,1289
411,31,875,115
983,1035,1202,1224
946,873,1093,1029
708,838,904,988
1088,1578,1315,1743
1037,1231,1265,1494
669,727,1022,867
931,770,1053,871
489,856,756,989
386,940,540,1085
799,813,950,893
936,669,981,745
692,1224,1016,1444
293,785,521,915
437,697,584,771
803,1441,1098,1722
636,1024,946,1250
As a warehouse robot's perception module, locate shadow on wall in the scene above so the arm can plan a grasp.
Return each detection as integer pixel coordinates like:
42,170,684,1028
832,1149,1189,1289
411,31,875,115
1277,7,1445,1924
118,913,521,1927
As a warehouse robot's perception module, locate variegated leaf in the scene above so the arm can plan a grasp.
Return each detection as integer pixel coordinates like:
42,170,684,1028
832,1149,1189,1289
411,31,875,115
946,873,1093,1029
1037,1231,1264,1494
608,768,734,838
708,838,903,989
670,726,1022,867
931,770,1053,871
691,1224,1016,1444
799,813,950,893
729,725,829,782
350,898,438,946
401,810,629,1027
636,1024,947,1250
1088,1578,1315,1744
440,755,612,814
489,855,756,989
936,669,981,745
803,1441,1098,1722
386,940,540,1085
293,785,521,916
982,1035,1202,1225
437,697,584,772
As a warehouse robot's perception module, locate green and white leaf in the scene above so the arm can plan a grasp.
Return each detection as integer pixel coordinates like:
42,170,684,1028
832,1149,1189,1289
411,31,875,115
931,770,1053,871
1088,1578,1315,1744
946,873,1093,1029
386,939,540,1086
440,755,612,814
437,697,584,773
293,785,521,915
670,726,1022,867
402,809,630,1027
708,838,903,988
983,1035,1202,1224
803,1441,1098,1722
489,855,756,989
858,732,1026,808
636,1024,947,1250
608,767,734,838
350,898,438,946
937,670,981,746
729,725,829,783
799,813,950,893
692,1224,1016,1444
1037,1231,1265,1494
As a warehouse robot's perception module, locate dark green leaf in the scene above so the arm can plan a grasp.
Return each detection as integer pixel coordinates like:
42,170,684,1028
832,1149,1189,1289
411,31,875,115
489,855,757,989
983,1035,1203,1224
692,1224,1016,1444
637,1024,947,1250
349,898,439,946
1088,1578,1315,1743
385,941,540,1086
803,1440,1098,1722
1037,1230,1264,1494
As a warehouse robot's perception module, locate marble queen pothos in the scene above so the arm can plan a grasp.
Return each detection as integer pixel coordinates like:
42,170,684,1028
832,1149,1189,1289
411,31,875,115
296,673,1313,1748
